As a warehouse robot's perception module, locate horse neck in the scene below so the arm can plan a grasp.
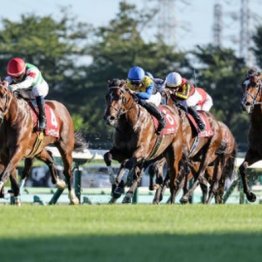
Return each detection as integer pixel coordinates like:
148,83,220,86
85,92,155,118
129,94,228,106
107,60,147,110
251,106,262,128
123,98,142,128
6,97,27,125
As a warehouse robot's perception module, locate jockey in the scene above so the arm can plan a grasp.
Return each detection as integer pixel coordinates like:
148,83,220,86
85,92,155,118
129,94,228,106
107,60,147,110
3,57,49,131
127,66,166,134
164,72,213,131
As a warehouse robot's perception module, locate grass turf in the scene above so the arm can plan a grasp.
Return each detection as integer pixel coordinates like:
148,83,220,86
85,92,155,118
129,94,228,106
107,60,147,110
0,205,262,262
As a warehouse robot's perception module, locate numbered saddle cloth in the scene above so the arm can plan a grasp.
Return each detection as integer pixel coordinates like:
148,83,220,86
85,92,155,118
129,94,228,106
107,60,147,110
30,103,60,138
152,105,178,135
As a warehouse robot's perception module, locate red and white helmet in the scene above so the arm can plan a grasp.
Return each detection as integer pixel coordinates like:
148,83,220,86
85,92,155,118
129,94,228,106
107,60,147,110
165,72,182,88
7,57,26,77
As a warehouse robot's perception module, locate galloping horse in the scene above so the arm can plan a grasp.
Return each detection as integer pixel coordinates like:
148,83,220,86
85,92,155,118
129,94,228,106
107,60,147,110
239,75,262,202
104,79,184,203
157,89,223,204
0,83,85,204
151,121,236,204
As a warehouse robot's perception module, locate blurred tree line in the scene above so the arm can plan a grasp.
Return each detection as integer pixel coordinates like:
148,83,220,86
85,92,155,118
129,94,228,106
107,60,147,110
0,1,261,149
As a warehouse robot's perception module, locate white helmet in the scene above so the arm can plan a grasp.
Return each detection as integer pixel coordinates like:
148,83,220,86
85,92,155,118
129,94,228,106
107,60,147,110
165,72,182,88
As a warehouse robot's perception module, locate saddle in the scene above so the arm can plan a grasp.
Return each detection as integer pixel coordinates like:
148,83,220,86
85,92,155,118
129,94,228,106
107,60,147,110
14,90,59,138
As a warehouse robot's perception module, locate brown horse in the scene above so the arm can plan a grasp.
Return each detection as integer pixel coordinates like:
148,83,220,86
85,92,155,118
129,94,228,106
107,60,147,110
104,79,184,203
239,76,262,202
151,121,236,204
0,83,85,204
158,89,224,204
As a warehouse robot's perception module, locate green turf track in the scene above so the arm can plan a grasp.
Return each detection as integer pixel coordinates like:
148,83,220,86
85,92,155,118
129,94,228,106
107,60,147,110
0,205,262,262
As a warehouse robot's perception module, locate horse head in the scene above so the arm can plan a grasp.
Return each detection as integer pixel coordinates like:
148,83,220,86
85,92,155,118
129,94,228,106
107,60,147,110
241,75,262,113
0,82,13,122
104,79,135,127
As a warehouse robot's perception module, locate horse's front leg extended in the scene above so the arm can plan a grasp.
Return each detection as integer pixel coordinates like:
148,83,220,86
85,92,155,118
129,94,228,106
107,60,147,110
0,148,23,192
239,149,259,202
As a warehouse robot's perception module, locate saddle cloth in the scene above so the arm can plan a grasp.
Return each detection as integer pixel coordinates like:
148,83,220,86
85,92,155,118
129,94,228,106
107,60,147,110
30,104,59,138
186,111,213,138
152,105,178,135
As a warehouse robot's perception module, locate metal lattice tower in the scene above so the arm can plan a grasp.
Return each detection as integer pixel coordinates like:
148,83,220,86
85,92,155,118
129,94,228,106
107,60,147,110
239,0,251,64
157,0,176,47
213,1,223,47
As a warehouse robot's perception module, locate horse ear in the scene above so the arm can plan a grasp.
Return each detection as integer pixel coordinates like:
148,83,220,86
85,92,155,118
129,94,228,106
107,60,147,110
107,79,112,87
119,79,127,87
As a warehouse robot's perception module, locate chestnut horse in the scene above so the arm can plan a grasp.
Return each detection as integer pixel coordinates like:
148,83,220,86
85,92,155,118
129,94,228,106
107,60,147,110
151,121,236,204
155,89,223,204
104,79,184,203
239,76,262,202
0,83,85,204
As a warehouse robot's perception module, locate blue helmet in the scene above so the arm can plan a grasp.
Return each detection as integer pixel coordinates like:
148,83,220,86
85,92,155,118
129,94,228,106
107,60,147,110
128,66,145,84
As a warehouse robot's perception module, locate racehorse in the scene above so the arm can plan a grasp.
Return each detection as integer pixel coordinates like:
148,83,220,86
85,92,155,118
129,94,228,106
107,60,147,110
239,76,262,202
0,83,86,205
150,121,236,204
104,79,184,203
155,89,224,204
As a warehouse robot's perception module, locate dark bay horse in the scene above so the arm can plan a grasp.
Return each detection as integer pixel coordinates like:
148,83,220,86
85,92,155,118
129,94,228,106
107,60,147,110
104,79,184,203
0,83,85,204
239,76,262,202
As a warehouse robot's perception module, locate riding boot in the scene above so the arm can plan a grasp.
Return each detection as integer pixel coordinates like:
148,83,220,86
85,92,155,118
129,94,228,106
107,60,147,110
188,106,205,131
139,100,166,134
36,96,46,131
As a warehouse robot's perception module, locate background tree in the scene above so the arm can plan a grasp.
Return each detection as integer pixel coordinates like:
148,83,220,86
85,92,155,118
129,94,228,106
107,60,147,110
190,45,249,145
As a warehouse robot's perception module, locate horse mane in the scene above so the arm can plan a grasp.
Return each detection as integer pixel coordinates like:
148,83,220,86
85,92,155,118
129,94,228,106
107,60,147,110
107,79,126,88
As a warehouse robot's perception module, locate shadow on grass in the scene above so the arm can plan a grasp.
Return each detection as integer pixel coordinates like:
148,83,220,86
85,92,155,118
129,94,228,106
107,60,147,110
1,233,261,262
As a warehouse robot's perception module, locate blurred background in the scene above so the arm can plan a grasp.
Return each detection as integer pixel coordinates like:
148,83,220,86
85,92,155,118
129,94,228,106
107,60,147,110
1,0,262,190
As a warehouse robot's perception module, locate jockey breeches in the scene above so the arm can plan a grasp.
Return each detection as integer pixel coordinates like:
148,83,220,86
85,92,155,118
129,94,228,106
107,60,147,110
31,80,49,98
145,92,161,106
186,90,213,112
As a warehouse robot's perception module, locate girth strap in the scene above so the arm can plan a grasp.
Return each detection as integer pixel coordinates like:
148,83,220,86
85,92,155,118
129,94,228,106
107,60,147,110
148,135,163,160
26,132,44,158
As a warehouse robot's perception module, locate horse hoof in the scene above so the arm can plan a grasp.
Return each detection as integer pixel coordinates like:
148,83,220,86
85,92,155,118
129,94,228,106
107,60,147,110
113,187,124,199
247,192,257,202
56,179,66,189
70,197,80,205
108,198,117,204
122,196,132,204
180,197,189,204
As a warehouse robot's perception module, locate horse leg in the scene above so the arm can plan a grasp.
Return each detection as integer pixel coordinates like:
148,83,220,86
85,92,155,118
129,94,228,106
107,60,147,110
180,146,217,204
19,158,34,192
9,169,21,206
56,143,78,205
154,172,169,204
169,142,184,204
122,164,142,204
239,149,259,202
37,149,66,189
206,159,223,204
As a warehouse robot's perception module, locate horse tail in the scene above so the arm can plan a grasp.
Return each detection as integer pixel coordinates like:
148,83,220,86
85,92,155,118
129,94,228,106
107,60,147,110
224,145,237,180
74,131,88,152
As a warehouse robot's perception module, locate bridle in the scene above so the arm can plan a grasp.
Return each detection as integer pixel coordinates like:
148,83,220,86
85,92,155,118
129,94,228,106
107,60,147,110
242,80,262,112
107,86,134,119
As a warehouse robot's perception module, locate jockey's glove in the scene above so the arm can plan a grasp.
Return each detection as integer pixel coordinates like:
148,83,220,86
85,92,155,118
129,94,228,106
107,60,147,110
8,85,17,92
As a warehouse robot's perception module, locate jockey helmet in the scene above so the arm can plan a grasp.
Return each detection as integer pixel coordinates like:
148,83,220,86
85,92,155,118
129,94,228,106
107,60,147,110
165,72,182,88
7,57,26,77
128,66,145,84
